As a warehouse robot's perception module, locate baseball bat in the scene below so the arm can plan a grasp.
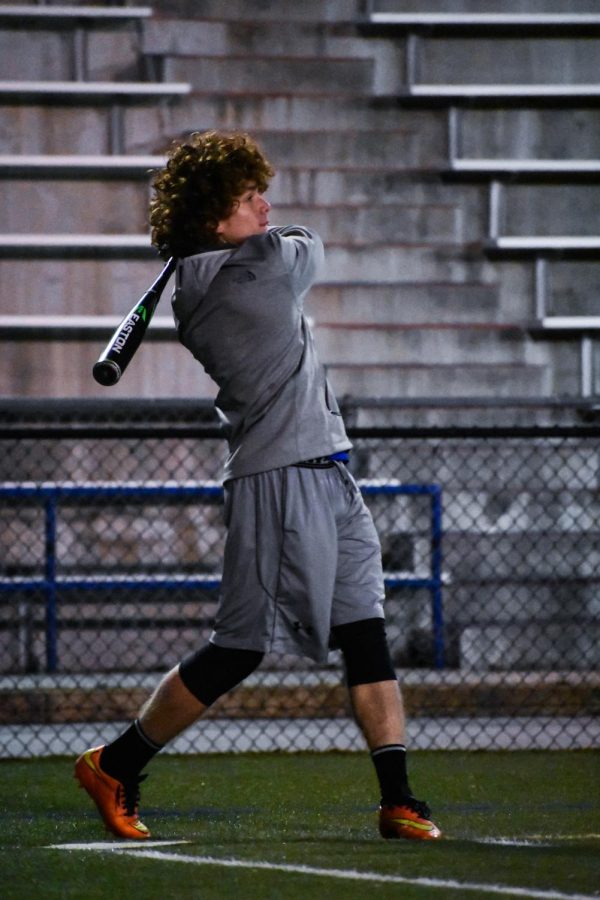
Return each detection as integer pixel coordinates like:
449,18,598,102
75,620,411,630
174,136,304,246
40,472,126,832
93,257,176,386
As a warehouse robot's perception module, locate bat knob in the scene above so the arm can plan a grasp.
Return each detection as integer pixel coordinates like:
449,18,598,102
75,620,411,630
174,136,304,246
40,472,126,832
93,359,122,386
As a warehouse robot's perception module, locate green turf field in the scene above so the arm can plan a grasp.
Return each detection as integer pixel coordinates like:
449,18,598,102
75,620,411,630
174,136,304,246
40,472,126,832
1,751,598,899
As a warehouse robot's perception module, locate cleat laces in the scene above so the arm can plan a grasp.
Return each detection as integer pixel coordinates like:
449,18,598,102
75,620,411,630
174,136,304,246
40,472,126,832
403,797,431,819
384,795,431,819
118,773,147,817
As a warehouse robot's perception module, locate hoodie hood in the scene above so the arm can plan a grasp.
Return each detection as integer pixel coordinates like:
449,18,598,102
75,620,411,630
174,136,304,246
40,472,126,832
172,245,237,335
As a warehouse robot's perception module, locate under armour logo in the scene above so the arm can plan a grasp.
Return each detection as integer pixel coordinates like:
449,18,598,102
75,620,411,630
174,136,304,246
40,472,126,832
233,270,257,283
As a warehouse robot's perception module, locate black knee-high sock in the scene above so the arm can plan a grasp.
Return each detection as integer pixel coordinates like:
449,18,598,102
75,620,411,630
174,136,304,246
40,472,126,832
100,720,163,782
371,743,412,805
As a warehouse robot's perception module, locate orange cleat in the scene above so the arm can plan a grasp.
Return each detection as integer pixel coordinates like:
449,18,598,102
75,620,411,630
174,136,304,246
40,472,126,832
379,797,442,841
74,745,150,840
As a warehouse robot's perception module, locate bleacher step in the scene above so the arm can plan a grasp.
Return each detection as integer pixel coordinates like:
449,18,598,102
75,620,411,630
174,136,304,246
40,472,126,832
0,338,218,400
418,37,599,85
0,238,497,285
271,168,482,209
458,108,600,161
0,265,501,324
142,17,364,58
323,243,491,284
0,96,432,156
165,55,374,95
307,282,501,324
0,196,468,244
0,125,436,171
149,0,361,23
326,362,550,399
314,322,530,366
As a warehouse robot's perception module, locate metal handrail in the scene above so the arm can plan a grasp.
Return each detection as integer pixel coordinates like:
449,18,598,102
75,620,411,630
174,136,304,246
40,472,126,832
0,480,445,671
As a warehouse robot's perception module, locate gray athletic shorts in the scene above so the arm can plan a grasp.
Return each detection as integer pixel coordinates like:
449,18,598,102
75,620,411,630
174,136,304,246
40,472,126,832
210,461,385,663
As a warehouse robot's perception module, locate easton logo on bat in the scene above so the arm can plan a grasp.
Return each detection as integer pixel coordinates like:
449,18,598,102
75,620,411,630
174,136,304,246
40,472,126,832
111,305,147,355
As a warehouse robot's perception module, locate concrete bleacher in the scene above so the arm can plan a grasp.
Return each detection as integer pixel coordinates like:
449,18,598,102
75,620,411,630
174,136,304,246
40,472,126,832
0,0,598,405
365,2,600,400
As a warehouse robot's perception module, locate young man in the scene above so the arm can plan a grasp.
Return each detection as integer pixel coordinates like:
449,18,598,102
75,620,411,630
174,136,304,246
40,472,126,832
75,131,441,842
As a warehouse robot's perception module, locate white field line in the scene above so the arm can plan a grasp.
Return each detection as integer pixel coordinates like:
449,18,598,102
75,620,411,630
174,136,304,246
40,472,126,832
46,840,191,850
475,835,600,846
46,845,599,900
528,834,600,842
469,838,554,848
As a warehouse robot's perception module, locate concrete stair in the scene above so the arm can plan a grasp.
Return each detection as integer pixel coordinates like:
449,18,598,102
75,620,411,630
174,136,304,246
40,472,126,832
0,189,470,243
274,203,465,243
1,180,149,235
314,322,532,365
306,281,502,322
126,96,444,151
549,262,600,316
0,96,439,155
458,107,600,160
0,338,217,400
501,183,600,237
165,54,375,95
325,362,550,399
418,37,599,86
149,0,362,22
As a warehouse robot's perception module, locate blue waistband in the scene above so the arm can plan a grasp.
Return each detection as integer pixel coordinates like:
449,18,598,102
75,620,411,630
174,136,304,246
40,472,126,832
293,451,350,469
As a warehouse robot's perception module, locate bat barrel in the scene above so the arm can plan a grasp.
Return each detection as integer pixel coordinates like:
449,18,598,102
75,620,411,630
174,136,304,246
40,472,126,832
92,257,176,386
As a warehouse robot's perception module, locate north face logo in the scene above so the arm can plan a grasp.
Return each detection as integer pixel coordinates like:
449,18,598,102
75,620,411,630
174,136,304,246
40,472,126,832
233,270,257,283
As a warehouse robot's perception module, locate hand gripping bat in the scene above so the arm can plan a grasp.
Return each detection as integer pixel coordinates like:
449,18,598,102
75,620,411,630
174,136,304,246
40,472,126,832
92,257,176,386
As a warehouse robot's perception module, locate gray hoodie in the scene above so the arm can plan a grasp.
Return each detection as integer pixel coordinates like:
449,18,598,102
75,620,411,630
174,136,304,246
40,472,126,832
172,225,351,481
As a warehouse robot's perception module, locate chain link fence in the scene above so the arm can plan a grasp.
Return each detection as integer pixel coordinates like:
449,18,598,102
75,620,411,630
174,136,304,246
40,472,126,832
1,400,598,757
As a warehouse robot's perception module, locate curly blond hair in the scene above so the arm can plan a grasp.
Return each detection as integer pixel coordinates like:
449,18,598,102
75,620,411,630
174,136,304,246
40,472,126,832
150,131,275,259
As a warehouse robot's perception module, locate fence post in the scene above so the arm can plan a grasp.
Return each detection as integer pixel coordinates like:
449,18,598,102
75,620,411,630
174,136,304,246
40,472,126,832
430,485,445,669
44,493,58,673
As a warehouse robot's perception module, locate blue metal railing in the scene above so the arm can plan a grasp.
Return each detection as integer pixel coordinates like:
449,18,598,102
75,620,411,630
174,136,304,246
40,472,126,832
0,481,444,671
